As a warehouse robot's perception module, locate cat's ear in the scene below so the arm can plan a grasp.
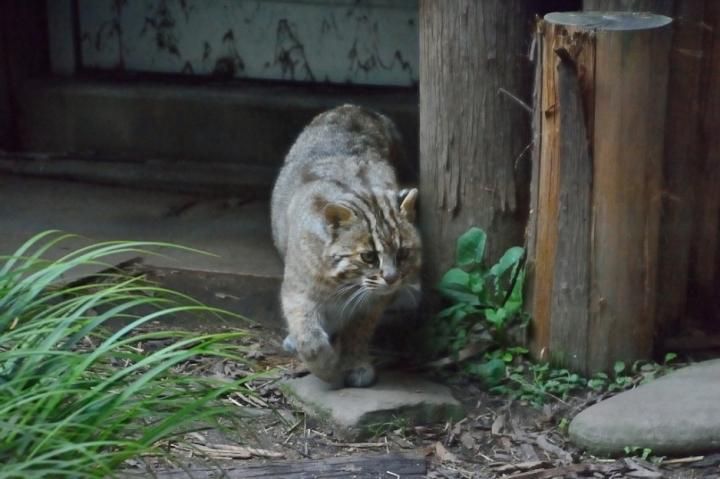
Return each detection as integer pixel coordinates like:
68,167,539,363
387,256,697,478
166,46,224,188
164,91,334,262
324,203,353,229
398,188,418,220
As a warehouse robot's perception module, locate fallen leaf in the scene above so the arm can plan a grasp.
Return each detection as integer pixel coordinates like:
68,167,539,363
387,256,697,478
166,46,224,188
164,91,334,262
459,431,476,450
434,441,458,463
492,413,506,436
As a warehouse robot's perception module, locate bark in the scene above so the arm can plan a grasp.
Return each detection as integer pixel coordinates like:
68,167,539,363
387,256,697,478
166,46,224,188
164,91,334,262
419,0,535,299
530,12,672,372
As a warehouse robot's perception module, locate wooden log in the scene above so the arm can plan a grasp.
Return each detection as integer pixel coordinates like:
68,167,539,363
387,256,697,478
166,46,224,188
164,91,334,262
689,0,720,325
585,0,710,343
583,0,673,14
419,0,536,303
138,453,426,478
529,12,672,373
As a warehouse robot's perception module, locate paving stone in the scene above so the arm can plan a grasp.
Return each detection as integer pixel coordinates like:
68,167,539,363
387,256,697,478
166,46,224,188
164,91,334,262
569,359,720,456
280,372,465,439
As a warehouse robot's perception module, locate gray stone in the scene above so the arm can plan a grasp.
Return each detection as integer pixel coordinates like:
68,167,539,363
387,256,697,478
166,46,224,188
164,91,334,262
569,359,720,456
280,372,465,439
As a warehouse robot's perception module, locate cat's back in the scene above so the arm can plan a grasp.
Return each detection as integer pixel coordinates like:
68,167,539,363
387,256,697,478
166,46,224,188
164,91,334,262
271,105,404,255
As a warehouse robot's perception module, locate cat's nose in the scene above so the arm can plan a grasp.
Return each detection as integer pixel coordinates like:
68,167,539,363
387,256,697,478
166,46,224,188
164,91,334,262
383,270,400,285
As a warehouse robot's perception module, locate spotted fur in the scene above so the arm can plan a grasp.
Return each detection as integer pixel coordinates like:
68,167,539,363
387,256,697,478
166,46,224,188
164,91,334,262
271,104,421,388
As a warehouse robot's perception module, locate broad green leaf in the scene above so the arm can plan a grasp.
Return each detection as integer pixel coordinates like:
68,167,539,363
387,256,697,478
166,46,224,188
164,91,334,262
437,268,480,305
614,361,626,375
484,307,508,328
439,268,470,289
467,358,506,387
489,246,525,278
469,272,485,295
456,227,487,266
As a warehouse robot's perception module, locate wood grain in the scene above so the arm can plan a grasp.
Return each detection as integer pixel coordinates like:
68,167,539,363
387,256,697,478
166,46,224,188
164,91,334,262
531,12,672,373
689,0,720,325
550,49,593,372
142,453,426,479
419,0,535,306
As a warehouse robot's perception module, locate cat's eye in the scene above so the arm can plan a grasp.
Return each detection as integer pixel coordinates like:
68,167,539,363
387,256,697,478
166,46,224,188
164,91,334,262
360,251,378,264
396,247,410,262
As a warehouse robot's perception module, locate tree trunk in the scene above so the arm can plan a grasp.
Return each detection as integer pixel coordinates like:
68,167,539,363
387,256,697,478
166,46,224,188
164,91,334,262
528,12,672,373
418,0,535,299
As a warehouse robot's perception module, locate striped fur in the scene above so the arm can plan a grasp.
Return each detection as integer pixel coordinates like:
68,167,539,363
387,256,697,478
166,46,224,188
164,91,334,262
271,105,421,388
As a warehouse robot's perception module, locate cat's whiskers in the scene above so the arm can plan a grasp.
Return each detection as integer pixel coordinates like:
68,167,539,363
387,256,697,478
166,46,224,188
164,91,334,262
342,285,371,318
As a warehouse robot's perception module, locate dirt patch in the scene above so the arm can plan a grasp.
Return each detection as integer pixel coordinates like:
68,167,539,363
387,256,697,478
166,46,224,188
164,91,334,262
120,322,720,478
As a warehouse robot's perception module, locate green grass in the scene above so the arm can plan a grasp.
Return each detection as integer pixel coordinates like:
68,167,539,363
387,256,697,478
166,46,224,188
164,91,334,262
0,231,257,478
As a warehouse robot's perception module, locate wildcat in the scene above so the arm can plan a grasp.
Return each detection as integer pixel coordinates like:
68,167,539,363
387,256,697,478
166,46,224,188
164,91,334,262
271,104,421,388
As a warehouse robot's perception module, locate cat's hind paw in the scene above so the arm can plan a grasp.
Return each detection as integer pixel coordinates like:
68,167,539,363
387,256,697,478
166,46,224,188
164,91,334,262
344,364,376,388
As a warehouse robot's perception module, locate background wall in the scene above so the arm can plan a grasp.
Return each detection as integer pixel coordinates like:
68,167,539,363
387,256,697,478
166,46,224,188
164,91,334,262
49,0,419,87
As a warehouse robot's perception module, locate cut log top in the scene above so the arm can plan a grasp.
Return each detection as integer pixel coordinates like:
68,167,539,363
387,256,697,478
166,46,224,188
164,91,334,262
544,11,672,30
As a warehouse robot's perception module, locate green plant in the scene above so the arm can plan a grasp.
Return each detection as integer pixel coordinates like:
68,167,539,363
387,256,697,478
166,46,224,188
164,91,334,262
0,232,257,478
424,227,528,386
588,353,679,393
504,363,587,407
426,227,682,407
624,446,653,461
365,415,409,439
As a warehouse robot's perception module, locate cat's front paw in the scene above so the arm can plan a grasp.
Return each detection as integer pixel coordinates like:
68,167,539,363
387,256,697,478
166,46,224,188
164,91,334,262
344,363,376,388
282,335,297,354
296,328,334,362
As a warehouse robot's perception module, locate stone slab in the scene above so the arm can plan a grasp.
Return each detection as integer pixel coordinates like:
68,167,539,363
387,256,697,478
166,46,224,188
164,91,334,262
569,359,720,456
280,372,464,439
0,174,283,328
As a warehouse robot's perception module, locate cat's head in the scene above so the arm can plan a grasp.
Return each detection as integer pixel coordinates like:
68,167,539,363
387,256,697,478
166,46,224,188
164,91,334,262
321,188,421,296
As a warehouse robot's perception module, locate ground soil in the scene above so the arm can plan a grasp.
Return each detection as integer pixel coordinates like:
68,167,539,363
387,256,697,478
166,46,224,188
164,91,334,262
120,319,720,479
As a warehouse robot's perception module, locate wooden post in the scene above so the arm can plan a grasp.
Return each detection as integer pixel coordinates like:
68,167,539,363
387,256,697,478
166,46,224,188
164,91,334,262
689,0,720,325
583,0,673,14
419,0,536,301
0,0,49,149
585,0,711,345
528,12,672,373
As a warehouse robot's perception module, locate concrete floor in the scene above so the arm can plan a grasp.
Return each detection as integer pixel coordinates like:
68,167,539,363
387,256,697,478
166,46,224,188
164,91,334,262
0,173,284,327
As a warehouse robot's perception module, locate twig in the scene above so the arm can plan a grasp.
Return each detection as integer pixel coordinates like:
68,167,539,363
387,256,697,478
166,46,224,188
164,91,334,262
327,441,388,448
661,455,704,465
499,88,532,114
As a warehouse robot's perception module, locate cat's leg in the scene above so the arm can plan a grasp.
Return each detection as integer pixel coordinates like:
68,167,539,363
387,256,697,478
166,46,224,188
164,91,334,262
282,335,297,353
339,308,384,388
282,287,342,385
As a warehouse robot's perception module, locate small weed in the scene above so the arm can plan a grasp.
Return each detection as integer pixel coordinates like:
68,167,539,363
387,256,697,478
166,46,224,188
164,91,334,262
365,416,409,439
422,227,528,388
623,446,666,465
425,227,683,408
558,418,570,433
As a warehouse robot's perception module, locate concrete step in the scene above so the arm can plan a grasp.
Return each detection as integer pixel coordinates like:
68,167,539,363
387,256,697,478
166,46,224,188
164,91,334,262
0,173,284,329
0,173,421,352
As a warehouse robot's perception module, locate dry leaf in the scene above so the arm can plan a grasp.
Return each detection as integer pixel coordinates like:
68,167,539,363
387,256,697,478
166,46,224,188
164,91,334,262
434,441,458,463
491,413,506,436
459,431,476,450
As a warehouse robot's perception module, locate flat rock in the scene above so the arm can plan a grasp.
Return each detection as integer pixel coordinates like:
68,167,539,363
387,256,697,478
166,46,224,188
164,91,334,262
280,372,464,439
569,359,720,456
